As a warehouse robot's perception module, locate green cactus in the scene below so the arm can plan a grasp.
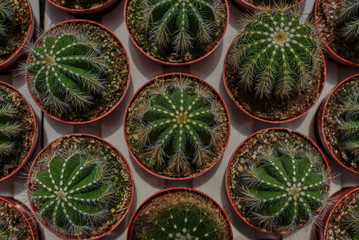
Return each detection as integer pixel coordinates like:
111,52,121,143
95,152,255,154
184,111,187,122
0,221,17,240
126,75,229,177
228,9,322,99
26,32,109,116
31,150,113,235
337,0,359,51
141,0,226,54
234,141,329,233
0,0,15,43
341,210,359,240
134,190,231,240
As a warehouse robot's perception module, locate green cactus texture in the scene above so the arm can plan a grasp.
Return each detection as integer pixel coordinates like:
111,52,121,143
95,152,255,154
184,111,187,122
228,9,322,100
126,75,229,177
0,92,21,160
26,32,109,116
0,221,17,240
142,0,226,54
31,150,113,235
133,190,231,240
342,210,359,240
0,0,15,43
337,0,359,51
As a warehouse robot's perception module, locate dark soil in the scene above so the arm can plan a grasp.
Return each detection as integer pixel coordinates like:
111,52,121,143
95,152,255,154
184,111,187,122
0,198,34,240
50,0,107,9
27,22,129,122
316,0,359,64
126,0,227,63
0,0,32,64
0,84,36,180
28,135,133,239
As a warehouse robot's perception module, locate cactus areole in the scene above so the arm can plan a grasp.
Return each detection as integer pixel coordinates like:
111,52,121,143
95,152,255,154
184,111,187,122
125,0,229,65
226,128,330,234
27,134,133,240
128,188,233,240
124,73,230,179
25,20,130,123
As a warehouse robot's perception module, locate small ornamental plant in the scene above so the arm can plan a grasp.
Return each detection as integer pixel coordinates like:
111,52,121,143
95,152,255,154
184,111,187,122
0,81,37,181
125,0,228,64
315,0,359,66
128,188,232,240
0,0,33,71
125,73,230,179
0,221,17,240
27,134,133,239
224,8,324,122
25,20,129,123
316,74,359,173
323,187,359,240
226,128,330,234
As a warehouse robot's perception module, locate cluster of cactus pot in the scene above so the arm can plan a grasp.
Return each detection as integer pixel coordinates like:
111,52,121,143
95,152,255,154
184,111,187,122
0,0,15,44
337,0,359,52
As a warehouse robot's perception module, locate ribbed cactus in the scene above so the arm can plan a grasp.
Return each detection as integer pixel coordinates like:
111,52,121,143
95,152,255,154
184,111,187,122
342,210,359,240
0,221,17,240
142,0,226,54
26,32,109,116
127,76,228,177
0,92,21,159
0,0,14,43
134,191,230,240
237,141,329,232
228,9,321,99
337,0,359,51
31,150,113,235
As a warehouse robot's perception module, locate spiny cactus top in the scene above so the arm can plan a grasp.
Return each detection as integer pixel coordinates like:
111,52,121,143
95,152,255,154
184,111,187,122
342,210,359,239
228,9,322,99
337,0,359,50
0,0,15,43
131,189,232,240
142,0,226,55
125,75,229,178
0,221,17,240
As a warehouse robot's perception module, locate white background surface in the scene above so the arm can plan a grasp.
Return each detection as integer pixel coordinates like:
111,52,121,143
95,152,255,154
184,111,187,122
0,0,359,239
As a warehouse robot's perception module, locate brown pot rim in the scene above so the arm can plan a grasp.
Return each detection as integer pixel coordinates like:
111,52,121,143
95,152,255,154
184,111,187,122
230,0,304,12
47,0,118,16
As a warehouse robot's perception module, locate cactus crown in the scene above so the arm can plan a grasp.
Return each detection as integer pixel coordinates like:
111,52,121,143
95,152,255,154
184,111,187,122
31,150,113,235
0,221,17,240
0,0,15,43
236,141,329,232
128,76,228,177
228,9,321,99
134,190,231,240
337,0,359,48
0,92,21,159
26,31,109,116
142,0,226,54
337,87,359,164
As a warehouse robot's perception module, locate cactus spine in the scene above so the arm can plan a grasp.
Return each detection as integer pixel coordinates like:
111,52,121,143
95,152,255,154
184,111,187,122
26,32,109,116
0,221,17,240
0,0,15,43
31,150,113,235
337,0,359,51
228,9,321,99
342,210,359,240
142,0,226,54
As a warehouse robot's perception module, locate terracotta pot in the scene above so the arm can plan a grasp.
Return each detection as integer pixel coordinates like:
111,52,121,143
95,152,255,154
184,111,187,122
315,74,359,174
230,0,304,12
0,81,38,182
0,196,40,240
47,0,118,16
123,73,231,180
318,186,359,240
0,0,34,72
124,0,229,66
226,127,331,235
127,187,233,239
223,34,327,123
314,0,359,67
25,19,130,124
27,133,134,240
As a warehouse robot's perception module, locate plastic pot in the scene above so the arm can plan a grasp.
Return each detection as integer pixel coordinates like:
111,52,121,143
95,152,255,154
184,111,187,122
47,0,118,16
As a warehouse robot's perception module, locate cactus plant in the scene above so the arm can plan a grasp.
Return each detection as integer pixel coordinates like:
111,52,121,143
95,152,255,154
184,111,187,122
0,221,18,240
0,0,15,43
342,210,359,239
337,0,359,52
227,9,322,100
125,74,229,178
130,189,232,240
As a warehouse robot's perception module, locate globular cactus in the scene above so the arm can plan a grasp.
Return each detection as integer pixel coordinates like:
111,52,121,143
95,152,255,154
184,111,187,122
0,0,15,43
30,150,113,235
142,0,226,54
128,76,228,176
228,9,322,99
0,92,21,159
134,191,231,240
0,221,17,240
26,32,109,116
238,141,329,232
342,210,359,239
337,0,359,51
